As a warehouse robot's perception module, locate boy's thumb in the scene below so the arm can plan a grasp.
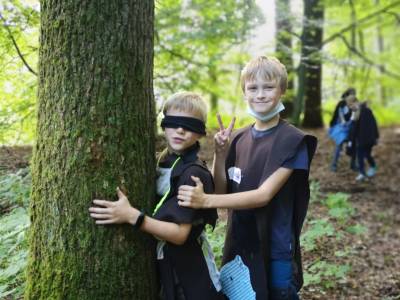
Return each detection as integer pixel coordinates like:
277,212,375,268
116,187,126,198
191,176,202,187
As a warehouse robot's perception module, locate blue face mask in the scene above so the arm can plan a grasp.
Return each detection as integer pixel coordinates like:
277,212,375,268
247,101,285,122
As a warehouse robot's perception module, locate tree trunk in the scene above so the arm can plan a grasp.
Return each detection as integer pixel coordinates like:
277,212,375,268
26,1,157,299
349,0,357,83
295,0,324,128
208,64,219,112
375,0,386,104
275,0,294,97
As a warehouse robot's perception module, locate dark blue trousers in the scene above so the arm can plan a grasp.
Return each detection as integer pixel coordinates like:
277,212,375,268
357,144,376,175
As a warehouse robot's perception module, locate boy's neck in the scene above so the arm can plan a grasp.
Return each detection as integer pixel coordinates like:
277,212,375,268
254,114,280,131
167,142,199,157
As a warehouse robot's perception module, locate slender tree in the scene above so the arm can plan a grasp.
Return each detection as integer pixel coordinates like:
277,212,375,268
294,0,324,128
375,0,386,104
275,0,294,96
26,1,158,299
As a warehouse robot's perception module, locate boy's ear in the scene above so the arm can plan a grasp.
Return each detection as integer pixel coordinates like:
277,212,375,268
279,85,286,96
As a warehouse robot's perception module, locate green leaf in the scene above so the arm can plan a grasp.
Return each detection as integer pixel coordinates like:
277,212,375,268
346,224,367,235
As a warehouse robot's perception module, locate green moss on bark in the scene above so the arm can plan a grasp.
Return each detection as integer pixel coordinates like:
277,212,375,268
26,1,157,299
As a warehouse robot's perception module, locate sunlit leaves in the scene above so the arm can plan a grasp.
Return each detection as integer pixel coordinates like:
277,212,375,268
0,0,39,144
154,0,263,111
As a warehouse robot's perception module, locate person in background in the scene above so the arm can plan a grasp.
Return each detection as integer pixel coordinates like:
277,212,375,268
346,95,379,181
329,88,356,172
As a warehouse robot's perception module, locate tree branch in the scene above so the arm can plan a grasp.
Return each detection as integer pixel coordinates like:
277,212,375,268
339,34,400,80
322,1,400,46
157,43,208,68
385,11,400,23
0,13,37,76
285,29,301,40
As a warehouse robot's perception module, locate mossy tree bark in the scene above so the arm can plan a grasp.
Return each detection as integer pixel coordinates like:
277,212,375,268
26,1,157,299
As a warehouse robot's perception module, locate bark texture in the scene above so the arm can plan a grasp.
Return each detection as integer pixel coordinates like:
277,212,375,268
26,1,157,299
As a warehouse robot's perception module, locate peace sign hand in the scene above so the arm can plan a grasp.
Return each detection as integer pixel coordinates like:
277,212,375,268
214,113,235,155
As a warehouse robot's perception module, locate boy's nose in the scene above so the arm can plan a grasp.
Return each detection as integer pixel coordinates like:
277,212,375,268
257,89,266,98
176,127,185,133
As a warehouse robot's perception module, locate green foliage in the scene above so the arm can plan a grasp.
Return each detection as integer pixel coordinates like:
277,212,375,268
304,260,350,288
0,168,31,299
310,181,322,203
2,0,400,144
0,0,265,144
301,218,335,252
370,103,400,126
0,207,29,299
346,224,367,235
307,0,400,127
154,0,263,111
206,112,253,130
0,0,39,144
0,168,31,210
324,193,354,223
206,220,226,268
302,184,366,290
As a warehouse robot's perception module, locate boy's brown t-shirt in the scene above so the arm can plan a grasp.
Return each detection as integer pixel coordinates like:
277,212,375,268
222,120,317,297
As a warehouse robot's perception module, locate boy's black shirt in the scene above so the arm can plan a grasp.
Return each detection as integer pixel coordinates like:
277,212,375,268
222,119,317,299
153,143,221,300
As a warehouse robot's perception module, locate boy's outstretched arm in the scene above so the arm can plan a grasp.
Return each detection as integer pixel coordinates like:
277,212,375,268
178,167,293,209
212,113,235,194
89,188,191,245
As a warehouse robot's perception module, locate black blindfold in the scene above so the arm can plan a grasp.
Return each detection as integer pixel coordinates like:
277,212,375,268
161,116,206,135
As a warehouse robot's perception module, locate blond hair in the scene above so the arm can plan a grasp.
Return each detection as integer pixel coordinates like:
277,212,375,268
345,94,358,104
162,91,207,122
158,92,207,162
240,56,288,93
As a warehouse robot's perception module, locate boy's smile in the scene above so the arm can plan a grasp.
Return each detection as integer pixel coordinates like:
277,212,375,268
244,75,283,115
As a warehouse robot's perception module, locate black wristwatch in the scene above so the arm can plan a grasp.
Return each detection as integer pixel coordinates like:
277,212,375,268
133,211,146,229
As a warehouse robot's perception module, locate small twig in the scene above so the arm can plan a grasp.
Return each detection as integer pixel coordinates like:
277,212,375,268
0,12,37,76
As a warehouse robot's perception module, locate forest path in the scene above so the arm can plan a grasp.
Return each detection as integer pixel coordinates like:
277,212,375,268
302,126,400,299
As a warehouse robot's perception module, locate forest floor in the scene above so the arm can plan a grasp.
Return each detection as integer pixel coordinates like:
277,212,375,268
301,127,400,299
1,126,399,299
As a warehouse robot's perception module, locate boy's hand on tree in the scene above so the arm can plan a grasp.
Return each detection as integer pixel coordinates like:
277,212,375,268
214,113,235,155
89,187,139,225
177,176,209,208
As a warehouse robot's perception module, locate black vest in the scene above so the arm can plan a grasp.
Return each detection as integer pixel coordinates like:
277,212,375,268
222,120,317,299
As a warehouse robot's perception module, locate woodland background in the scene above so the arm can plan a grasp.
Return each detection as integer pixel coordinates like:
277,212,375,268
0,0,399,299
